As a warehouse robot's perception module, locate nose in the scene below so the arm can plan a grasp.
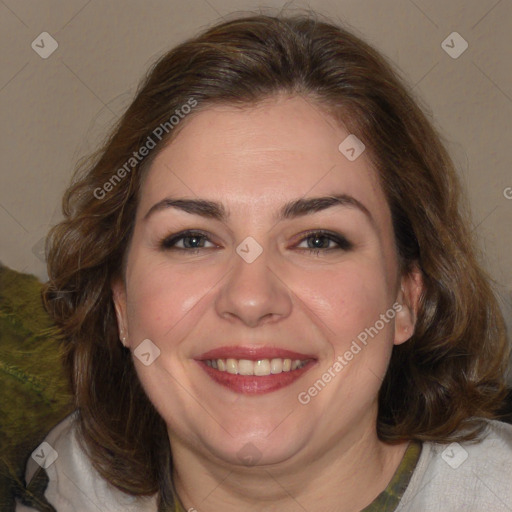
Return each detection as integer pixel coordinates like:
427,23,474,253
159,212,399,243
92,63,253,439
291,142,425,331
215,244,293,328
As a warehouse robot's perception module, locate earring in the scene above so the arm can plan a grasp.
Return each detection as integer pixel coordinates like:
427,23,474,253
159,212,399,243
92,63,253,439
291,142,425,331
121,336,127,347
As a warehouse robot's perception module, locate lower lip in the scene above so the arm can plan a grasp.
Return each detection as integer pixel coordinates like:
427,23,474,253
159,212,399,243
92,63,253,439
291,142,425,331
196,360,316,394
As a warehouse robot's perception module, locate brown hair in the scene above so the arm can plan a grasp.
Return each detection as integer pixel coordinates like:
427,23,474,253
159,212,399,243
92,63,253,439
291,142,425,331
43,12,510,508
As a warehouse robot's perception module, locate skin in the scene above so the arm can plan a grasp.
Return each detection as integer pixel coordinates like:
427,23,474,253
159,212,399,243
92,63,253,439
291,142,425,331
112,95,423,512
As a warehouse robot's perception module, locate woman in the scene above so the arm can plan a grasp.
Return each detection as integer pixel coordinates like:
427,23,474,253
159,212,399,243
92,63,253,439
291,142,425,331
17,12,512,512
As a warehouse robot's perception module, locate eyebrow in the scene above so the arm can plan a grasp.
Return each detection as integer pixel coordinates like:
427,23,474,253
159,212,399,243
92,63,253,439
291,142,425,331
143,194,374,226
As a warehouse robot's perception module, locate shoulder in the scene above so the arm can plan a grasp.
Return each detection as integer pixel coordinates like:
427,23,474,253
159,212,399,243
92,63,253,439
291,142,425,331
15,411,159,512
397,419,512,511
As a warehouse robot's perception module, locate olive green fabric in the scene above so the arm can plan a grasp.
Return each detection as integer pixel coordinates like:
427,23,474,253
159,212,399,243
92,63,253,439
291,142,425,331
361,441,422,511
0,264,73,511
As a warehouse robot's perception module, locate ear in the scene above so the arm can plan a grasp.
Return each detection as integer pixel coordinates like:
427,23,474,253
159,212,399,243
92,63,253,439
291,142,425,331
112,277,129,348
394,265,423,346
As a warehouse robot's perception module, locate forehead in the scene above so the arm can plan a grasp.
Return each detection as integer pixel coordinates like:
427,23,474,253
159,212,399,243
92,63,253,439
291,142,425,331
139,95,388,225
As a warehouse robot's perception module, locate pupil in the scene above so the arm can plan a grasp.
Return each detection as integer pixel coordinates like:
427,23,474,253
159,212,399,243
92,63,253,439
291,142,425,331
185,236,201,248
310,235,327,249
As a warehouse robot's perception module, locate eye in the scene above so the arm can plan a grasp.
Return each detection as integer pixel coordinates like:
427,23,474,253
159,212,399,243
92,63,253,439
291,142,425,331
295,230,353,255
159,229,353,256
160,230,216,252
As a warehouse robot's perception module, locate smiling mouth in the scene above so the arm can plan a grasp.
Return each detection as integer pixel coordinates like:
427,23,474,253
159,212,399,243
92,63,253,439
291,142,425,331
203,357,311,375
196,350,317,394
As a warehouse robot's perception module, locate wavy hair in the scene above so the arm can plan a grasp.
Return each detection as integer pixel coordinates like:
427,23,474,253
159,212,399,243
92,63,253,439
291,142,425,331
43,12,510,508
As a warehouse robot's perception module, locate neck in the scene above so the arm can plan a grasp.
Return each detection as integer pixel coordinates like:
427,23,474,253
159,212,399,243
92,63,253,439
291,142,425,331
169,414,409,512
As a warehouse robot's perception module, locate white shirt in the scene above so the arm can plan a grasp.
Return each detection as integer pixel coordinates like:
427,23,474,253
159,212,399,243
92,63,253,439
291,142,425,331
16,411,158,512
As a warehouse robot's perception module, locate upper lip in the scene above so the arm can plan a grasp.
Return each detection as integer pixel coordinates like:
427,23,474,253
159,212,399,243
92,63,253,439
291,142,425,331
196,345,317,361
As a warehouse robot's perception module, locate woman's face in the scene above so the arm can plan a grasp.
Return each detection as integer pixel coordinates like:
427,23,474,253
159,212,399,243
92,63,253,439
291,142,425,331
113,95,419,468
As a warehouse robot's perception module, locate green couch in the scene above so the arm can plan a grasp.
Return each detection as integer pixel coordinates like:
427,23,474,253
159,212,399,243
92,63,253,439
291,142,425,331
0,264,73,511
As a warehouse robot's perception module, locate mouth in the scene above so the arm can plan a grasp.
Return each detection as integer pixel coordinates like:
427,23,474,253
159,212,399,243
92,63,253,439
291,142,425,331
195,346,317,394
204,357,310,374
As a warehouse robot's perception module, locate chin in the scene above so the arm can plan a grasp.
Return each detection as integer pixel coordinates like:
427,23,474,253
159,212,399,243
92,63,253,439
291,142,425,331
194,423,309,468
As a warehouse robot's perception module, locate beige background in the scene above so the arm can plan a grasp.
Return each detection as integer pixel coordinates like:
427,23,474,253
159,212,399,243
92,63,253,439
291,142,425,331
1,0,511,340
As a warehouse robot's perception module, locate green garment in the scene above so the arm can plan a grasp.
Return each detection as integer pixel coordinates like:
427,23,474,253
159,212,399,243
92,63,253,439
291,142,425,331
361,441,422,511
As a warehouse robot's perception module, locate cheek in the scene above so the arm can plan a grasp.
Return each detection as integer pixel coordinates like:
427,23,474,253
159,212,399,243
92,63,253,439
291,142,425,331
300,265,397,397
124,252,222,344
295,260,393,341
294,261,398,396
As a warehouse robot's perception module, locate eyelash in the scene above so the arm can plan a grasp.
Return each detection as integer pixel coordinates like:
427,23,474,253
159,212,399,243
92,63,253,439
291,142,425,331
159,229,353,256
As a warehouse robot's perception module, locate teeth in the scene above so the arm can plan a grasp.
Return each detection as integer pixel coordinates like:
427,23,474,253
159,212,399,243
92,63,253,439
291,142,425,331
254,359,270,376
226,358,238,374
270,358,282,374
204,357,309,376
238,359,254,375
